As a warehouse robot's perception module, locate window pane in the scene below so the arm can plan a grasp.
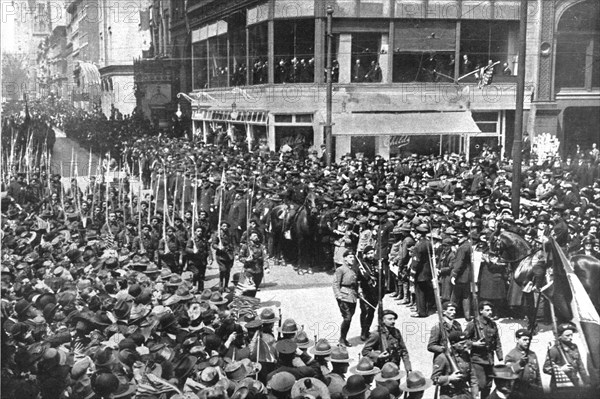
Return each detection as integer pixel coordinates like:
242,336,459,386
229,12,247,86
274,19,315,83
274,115,293,123
393,52,455,83
555,34,587,89
208,34,228,88
593,36,600,88
193,41,208,90
352,33,381,83
295,114,313,123
249,23,268,85
460,21,517,77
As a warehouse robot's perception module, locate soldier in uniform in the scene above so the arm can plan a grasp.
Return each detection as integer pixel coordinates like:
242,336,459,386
117,220,137,251
362,309,412,372
427,301,462,360
185,225,210,290
133,224,158,260
333,250,359,347
100,211,122,238
211,221,235,290
450,230,472,320
504,329,543,399
158,225,183,272
431,331,478,399
358,246,381,341
464,301,503,399
238,230,268,289
543,322,590,392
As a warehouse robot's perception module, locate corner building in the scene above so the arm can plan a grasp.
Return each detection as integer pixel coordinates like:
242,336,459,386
176,0,599,161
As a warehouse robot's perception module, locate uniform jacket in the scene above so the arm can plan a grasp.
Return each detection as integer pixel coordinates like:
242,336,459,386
361,326,412,371
432,352,478,398
333,264,358,303
464,316,503,365
505,346,543,393
428,320,463,358
543,341,590,389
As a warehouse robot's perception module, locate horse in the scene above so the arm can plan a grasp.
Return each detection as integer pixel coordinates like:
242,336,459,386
290,192,319,273
491,231,600,318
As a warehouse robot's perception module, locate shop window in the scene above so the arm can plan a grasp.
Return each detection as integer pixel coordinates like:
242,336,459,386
555,0,600,91
276,126,314,155
351,33,381,83
275,114,293,123
193,41,208,90
460,21,517,79
249,23,268,85
229,12,247,86
208,34,228,88
274,19,315,83
351,136,376,159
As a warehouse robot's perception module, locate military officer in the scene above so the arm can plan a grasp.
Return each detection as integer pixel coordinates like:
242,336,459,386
333,249,359,347
427,301,462,360
362,309,412,372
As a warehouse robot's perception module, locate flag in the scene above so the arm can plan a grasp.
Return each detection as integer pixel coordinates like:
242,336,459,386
249,330,277,363
547,238,600,375
476,62,499,88
137,373,181,396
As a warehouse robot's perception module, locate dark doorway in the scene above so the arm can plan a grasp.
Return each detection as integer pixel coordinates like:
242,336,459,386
351,136,376,159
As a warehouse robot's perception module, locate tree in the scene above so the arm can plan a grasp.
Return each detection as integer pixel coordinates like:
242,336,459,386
2,53,29,101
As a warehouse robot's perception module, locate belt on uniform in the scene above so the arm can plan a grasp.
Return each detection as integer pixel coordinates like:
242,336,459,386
341,284,357,288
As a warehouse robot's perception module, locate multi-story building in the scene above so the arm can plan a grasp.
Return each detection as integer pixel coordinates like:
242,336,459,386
97,0,153,117
1,0,53,99
174,0,598,160
133,0,177,126
47,25,69,99
66,0,101,108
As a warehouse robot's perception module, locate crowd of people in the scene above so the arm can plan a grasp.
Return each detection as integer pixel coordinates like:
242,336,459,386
1,99,599,399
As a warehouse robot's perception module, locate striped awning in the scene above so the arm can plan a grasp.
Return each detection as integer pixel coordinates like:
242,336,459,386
77,62,101,91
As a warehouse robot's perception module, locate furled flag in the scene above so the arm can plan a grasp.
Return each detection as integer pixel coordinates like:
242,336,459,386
545,238,600,380
477,62,496,88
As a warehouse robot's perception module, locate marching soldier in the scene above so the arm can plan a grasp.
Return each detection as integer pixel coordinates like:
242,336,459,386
362,309,412,372
505,329,543,399
185,225,210,290
428,301,462,360
132,224,158,260
358,245,381,341
333,250,359,347
431,331,478,399
464,301,503,399
158,225,183,272
543,322,590,392
117,220,137,251
211,221,235,290
238,230,268,289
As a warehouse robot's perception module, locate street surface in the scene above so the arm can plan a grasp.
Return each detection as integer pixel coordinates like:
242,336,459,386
203,260,557,398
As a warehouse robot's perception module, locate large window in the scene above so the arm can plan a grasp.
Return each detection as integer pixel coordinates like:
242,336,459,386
209,34,228,88
249,23,268,85
351,33,381,83
392,20,456,83
460,21,517,78
555,0,600,91
274,19,315,83
193,41,208,90
229,12,247,86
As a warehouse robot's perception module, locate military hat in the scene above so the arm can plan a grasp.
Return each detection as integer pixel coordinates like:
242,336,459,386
448,331,468,344
515,329,532,338
558,322,577,335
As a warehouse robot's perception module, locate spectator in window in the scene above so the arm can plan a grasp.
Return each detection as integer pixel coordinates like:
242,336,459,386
460,54,473,75
366,61,382,83
353,59,365,83
502,62,512,76
276,59,288,83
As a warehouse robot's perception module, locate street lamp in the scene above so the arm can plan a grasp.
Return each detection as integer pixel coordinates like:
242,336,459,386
175,103,183,119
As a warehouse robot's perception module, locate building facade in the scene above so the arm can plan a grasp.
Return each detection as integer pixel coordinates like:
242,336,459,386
97,0,153,117
173,0,598,160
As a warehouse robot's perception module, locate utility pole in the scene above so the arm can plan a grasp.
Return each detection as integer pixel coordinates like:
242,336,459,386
511,0,528,217
325,5,334,166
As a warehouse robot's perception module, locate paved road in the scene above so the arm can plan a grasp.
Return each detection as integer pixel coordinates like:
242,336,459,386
206,262,558,398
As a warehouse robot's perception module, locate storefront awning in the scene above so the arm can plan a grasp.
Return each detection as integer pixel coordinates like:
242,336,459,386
333,112,482,136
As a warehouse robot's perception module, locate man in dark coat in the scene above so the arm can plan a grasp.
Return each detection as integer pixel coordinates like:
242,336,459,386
211,221,235,290
450,230,473,320
411,224,434,318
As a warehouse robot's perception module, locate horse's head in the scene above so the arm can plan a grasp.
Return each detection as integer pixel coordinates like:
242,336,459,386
490,231,532,263
305,192,318,213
